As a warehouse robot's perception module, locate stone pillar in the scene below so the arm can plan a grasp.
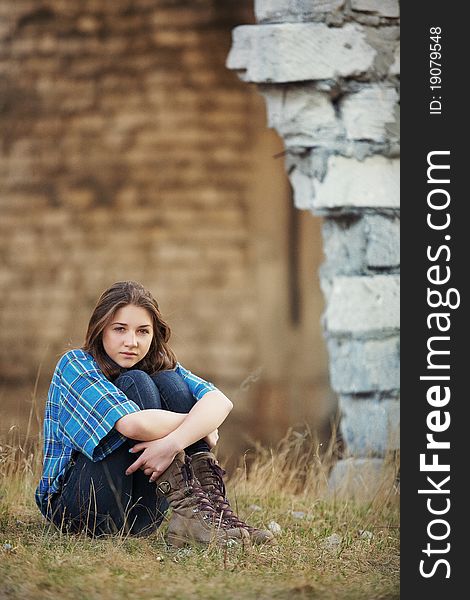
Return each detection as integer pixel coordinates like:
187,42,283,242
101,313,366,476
226,0,400,491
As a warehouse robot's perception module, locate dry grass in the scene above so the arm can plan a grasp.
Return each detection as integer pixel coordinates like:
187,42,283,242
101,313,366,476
0,422,399,600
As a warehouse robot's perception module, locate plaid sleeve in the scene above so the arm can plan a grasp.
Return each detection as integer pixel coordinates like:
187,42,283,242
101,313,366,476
58,356,140,462
175,363,217,400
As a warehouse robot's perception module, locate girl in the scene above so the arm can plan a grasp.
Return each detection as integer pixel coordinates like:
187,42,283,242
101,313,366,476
35,281,274,546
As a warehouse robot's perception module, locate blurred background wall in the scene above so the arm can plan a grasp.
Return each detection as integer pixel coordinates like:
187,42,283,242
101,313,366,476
0,0,333,460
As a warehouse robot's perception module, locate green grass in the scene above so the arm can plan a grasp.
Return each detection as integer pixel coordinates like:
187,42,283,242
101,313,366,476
0,431,399,600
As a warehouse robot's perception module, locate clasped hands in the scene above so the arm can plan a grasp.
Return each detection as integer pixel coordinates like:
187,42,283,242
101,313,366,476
125,429,219,483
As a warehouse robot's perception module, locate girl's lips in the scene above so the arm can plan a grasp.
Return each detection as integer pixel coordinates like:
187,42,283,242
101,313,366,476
121,352,137,357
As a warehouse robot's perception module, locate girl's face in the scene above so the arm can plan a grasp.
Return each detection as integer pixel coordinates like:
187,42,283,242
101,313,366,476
102,304,153,369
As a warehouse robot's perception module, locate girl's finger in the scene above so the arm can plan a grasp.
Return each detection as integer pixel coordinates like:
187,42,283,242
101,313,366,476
129,442,146,453
126,455,145,475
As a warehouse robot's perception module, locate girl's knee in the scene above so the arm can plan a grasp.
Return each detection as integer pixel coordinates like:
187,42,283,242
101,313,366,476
152,370,185,386
152,370,192,398
114,370,161,409
152,370,194,411
115,369,153,392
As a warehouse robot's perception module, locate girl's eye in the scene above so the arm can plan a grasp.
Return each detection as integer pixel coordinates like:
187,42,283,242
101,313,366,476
114,327,125,332
139,330,150,335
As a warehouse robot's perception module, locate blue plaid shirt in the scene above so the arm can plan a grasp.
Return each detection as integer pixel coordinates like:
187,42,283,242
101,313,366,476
35,348,216,514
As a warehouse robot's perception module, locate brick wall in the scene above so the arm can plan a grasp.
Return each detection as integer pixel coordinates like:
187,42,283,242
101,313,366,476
0,0,258,383
0,1,332,450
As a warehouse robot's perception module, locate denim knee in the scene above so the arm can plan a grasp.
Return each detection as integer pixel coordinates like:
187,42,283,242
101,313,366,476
115,369,151,387
152,370,193,398
114,369,161,410
151,370,195,412
152,369,183,385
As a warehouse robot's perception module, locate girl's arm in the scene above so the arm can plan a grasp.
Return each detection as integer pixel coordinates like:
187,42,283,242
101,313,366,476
124,390,232,477
115,409,188,441
115,389,232,444
165,390,232,451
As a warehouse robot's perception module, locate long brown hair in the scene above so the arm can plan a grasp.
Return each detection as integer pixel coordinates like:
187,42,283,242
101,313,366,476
82,281,177,380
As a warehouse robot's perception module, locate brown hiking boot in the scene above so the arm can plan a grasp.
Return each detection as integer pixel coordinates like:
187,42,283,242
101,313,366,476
154,451,249,548
190,451,276,545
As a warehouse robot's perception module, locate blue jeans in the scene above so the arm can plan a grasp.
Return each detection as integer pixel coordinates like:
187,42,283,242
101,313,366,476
47,370,210,537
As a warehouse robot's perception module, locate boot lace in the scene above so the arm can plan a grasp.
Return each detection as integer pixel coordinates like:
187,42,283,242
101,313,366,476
202,460,253,530
181,456,232,528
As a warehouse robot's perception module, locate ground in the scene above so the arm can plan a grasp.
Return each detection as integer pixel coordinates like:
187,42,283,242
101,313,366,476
0,432,399,600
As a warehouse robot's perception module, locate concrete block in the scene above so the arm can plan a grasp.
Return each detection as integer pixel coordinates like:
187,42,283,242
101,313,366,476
364,214,400,268
314,155,400,210
261,85,343,146
324,274,400,334
327,336,400,392
322,216,366,275
341,85,399,142
225,25,252,72
260,86,284,129
365,26,400,77
327,457,398,500
286,148,329,210
255,0,345,23
321,215,400,274
339,396,400,454
351,0,399,18
289,166,316,210
389,45,400,76
226,23,377,83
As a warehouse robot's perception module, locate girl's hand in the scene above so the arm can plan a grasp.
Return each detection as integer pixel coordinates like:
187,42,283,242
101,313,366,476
125,435,180,482
204,428,219,449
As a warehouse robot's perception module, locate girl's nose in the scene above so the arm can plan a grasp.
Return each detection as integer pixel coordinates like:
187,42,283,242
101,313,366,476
125,332,138,346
